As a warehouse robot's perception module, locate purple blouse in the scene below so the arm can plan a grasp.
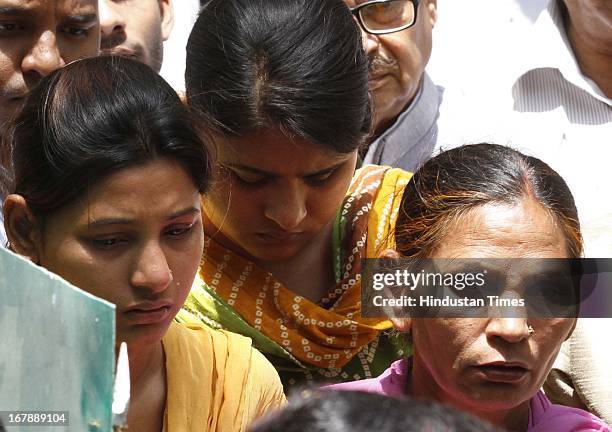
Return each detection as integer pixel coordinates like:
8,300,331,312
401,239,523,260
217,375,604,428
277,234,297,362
325,359,610,431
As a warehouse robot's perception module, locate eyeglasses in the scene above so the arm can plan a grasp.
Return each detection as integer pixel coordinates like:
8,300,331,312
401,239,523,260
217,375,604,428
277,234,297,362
350,0,420,35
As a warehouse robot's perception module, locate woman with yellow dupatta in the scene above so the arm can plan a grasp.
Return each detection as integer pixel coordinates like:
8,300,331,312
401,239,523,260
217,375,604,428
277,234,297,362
178,0,412,387
4,57,284,431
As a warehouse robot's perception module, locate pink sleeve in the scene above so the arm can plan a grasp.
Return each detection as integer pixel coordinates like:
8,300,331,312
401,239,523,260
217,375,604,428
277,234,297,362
529,391,611,432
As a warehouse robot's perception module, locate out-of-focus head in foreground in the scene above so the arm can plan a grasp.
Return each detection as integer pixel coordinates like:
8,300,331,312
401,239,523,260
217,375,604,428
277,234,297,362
249,389,500,432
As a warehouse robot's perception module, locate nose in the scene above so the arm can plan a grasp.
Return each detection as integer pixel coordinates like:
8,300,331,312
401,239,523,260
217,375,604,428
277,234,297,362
361,30,380,57
99,0,126,40
264,182,307,231
130,241,173,294
21,31,65,78
486,318,531,344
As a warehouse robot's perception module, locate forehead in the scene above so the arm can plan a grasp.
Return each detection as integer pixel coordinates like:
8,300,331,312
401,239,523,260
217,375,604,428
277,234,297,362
62,159,199,225
0,0,97,14
216,128,351,174
91,159,194,201
432,199,569,259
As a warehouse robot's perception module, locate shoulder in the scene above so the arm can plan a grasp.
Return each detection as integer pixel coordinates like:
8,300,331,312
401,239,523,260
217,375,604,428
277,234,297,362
348,165,411,211
352,165,412,191
530,391,611,432
166,321,273,365
212,329,287,417
350,166,411,255
165,323,286,418
163,324,285,429
323,358,409,398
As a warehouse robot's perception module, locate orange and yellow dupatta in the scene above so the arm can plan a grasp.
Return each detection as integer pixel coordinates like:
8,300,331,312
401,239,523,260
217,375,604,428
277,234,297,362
180,165,411,369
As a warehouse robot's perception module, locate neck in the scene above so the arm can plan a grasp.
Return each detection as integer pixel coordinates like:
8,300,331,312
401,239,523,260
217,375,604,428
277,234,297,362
120,341,164,389
115,340,167,431
203,214,335,303
256,221,335,303
567,20,612,98
372,98,412,140
371,75,425,139
409,356,530,432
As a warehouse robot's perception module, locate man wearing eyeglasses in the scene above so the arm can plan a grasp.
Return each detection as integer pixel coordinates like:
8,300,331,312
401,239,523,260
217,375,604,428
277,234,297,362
346,0,438,172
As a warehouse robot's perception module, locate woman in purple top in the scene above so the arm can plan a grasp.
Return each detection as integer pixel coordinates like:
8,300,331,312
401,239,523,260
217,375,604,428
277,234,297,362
328,144,610,432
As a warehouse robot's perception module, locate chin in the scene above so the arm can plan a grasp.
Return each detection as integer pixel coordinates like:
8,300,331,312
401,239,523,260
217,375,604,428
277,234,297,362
118,320,172,347
243,241,306,263
459,387,532,412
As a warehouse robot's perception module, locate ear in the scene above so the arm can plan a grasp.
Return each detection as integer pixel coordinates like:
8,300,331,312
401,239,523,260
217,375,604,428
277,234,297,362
379,248,401,259
3,194,43,263
390,317,412,332
378,248,410,330
159,0,175,41
425,0,438,27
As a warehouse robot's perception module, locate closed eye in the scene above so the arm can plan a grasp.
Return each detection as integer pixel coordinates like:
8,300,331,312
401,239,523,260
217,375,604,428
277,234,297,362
305,169,336,186
0,22,25,33
60,25,90,37
92,236,129,250
228,169,268,186
164,223,196,238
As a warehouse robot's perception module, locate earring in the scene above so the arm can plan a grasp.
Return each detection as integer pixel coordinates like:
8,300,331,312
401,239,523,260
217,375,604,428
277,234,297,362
527,325,535,336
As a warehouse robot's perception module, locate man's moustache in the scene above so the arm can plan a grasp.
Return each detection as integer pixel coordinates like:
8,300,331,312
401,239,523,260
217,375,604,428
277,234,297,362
368,56,397,74
101,45,140,61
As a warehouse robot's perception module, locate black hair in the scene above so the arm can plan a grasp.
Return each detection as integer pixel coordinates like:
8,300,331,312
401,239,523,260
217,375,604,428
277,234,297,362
249,390,501,432
395,143,583,258
9,56,211,218
186,0,371,153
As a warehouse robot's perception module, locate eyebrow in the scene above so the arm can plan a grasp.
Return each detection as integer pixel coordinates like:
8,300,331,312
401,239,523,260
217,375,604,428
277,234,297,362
225,161,347,178
88,207,200,227
0,8,96,23
0,7,31,16
64,13,97,24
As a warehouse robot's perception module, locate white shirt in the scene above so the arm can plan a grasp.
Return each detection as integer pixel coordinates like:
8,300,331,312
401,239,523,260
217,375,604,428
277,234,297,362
507,1,611,422
432,1,612,421
509,0,611,258
438,0,612,258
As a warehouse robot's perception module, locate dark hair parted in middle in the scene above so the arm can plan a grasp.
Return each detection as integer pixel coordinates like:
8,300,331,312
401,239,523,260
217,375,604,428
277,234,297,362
186,0,371,153
396,144,583,258
10,56,211,218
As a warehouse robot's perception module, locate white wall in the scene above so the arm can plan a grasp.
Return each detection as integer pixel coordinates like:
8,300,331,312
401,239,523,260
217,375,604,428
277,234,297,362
160,0,552,94
160,0,200,91
428,0,549,92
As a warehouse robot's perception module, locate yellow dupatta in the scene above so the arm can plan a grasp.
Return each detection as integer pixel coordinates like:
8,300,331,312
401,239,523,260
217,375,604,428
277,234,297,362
181,165,411,370
163,322,285,431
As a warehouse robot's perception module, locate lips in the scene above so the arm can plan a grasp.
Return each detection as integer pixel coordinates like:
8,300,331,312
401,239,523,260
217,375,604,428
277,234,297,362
473,361,530,384
123,300,173,325
255,231,305,243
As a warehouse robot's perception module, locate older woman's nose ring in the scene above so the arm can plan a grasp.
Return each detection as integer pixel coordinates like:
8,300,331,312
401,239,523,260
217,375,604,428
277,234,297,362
528,325,535,336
